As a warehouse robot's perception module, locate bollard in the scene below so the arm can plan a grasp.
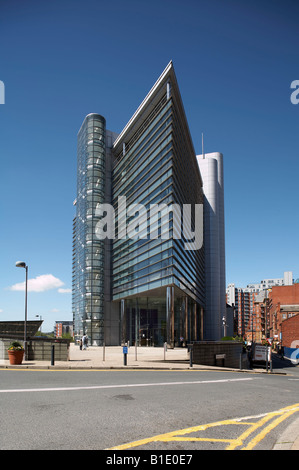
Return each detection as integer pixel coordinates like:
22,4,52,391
189,345,193,368
239,353,242,370
123,345,128,366
51,345,55,366
164,342,167,361
103,342,105,362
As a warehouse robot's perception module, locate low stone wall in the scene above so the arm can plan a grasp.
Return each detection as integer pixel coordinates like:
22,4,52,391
0,338,70,361
192,341,248,369
27,340,70,361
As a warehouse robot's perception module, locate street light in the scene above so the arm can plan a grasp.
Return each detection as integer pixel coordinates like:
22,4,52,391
15,261,28,360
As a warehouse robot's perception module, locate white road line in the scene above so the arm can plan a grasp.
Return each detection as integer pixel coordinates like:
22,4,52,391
0,377,255,393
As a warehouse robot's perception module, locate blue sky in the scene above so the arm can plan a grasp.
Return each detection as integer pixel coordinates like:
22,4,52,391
0,0,298,331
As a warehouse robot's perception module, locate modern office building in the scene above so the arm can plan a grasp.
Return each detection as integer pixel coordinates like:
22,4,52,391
72,61,225,346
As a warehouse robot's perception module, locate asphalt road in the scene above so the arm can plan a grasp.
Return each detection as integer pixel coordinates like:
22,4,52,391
0,366,298,451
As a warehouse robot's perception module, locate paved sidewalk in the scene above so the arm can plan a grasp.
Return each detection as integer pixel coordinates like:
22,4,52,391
0,343,294,372
0,343,284,371
0,344,213,370
273,415,299,450
0,343,290,371
64,343,196,369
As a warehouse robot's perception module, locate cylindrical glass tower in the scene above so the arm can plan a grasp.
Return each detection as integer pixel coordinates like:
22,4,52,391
73,113,106,345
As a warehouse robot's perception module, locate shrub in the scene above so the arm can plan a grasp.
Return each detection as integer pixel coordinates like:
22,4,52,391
8,341,24,350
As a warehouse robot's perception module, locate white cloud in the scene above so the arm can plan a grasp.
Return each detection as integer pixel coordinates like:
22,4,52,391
58,288,72,294
0,309,3,313
50,308,60,313
9,274,64,293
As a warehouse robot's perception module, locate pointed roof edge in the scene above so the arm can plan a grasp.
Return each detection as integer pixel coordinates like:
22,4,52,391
112,61,174,149
112,61,202,185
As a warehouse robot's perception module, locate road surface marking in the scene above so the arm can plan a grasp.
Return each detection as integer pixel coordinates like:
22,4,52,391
0,377,254,393
241,404,299,450
107,403,299,450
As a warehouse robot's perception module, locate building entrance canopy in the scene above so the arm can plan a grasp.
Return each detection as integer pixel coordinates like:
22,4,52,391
120,286,203,348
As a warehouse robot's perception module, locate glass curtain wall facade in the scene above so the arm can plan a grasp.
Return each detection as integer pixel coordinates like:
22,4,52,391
73,114,106,344
112,63,205,347
112,94,174,299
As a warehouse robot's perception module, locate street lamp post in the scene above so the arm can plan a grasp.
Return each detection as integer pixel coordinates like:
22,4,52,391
15,261,28,360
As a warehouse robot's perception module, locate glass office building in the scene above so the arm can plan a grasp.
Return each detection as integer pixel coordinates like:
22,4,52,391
73,62,223,346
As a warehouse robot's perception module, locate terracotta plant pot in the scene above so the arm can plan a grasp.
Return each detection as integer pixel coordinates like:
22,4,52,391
8,349,24,365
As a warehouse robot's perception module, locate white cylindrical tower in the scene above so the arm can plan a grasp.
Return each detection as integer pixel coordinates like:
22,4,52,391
197,152,226,340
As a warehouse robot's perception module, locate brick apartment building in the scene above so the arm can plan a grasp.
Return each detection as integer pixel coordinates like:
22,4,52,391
238,290,257,338
249,291,265,342
226,284,258,337
55,321,74,338
226,272,295,342
281,314,299,349
269,284,299,347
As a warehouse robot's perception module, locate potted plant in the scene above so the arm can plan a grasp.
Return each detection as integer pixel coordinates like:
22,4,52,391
8,341,24,365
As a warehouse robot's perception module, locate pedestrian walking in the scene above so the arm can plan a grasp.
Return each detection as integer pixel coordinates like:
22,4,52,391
82,334,88,350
